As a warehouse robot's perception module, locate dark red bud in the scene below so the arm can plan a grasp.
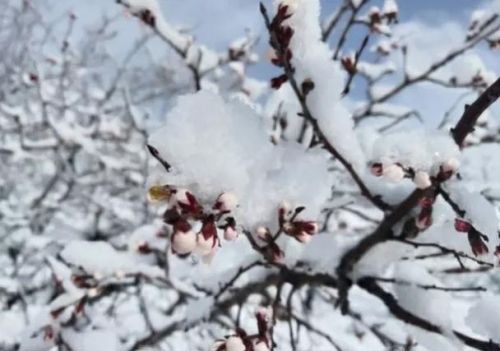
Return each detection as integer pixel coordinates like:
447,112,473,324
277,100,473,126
454,218,472,233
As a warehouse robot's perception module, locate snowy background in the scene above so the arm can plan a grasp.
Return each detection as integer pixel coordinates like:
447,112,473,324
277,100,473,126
1,0,500,350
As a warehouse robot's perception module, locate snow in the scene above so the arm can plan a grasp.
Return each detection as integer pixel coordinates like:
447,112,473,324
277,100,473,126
393,262,451,328
444,184,499,252
275,0,366,170
149,90,332,229
0,311,24,345
357,61,396,80
64,329,122,351
128,223,167,252
185,296,214,324
355,241,410,278
466,295,500,343
383,0,398,14
61,241,164,278
371,128,460,175
123,0,190,51
3,0,500,350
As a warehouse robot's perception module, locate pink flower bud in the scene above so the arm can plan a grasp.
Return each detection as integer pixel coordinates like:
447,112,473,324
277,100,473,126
419,197,434,209
225,336,246,351
268,242,284,263
442,158,460,173
213,192,238,212
414,171,432,189
278,200,292,225
173,219,192,233
202,246,218,264
173,189,202,216
210,341,225,351
200,220,217,240
468,231,489,257
383,164,405,182
256,226,271,241
370,162,383,176
454,218,471,233
294,220,318,235
296,231,312,243
253,340,270,351
195,233,217,256
136,241,152,254
224,226,238,241
171,231,197,255
256,306,272,337
256,306,272,321
173,188,189,205
416,207,433,230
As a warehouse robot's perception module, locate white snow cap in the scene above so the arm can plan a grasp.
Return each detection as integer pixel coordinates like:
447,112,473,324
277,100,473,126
383,164,405,182
148,90,331,229
273,0,366,170
372,129,460,175
383,0,398,14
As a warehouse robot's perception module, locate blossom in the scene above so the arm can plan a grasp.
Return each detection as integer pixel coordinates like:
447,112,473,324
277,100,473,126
414,171,432,189
213,192,238,212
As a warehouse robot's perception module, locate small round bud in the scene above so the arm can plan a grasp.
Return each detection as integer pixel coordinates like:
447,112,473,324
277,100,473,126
383,164,405,182
253,340,270,351
173,188,190,206
87,288,99,298
370,162,383,176
296,231,312,243
224,226,238,241
256,226,270,240
226,336,246,351
195,234,215,256
214,192,238,212
442,158,460,173
414,171,432,189
172,231,197,255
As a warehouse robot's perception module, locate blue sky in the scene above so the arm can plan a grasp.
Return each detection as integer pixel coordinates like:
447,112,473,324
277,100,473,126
51,0,498,127
52,0,495,78
57,0,482,54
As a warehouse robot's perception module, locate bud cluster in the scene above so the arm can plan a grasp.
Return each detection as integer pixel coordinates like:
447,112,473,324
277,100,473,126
454,218,490,257
370,157,460,189
416,196,435,230
267,4,295,89
212,307,273,351
255,202,318,263
341,54,356,75
365,2,399,32
148,185,239,261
